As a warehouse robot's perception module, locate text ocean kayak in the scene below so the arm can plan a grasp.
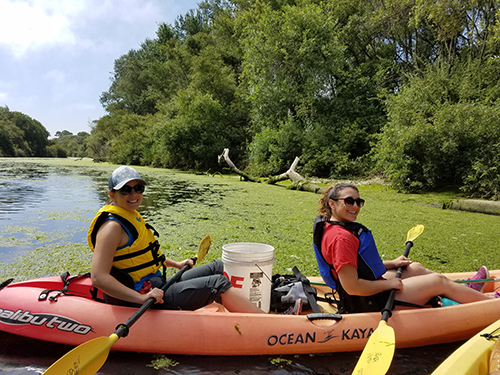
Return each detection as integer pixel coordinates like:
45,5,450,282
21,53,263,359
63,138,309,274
1,270,499,355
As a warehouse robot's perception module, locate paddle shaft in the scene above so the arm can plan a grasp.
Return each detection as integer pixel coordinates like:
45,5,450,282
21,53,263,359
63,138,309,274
380,241,413,322
43,234,210,375
115,257,196,338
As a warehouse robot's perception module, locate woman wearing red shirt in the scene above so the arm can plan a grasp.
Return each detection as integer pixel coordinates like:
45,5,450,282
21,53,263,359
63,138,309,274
314,183,498,313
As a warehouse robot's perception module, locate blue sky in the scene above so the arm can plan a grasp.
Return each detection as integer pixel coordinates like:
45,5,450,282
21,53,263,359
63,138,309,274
0,0,201,137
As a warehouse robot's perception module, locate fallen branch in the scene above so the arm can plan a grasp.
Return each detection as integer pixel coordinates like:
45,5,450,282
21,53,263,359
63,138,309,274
266,157,302,184
218,148,326,194
217,148,259,182
267,157,325,194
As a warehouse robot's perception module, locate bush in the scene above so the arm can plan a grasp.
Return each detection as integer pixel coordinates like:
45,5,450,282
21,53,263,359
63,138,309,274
375,74,500,196
152,90,233,170
247,117,304,176
46,144,67,158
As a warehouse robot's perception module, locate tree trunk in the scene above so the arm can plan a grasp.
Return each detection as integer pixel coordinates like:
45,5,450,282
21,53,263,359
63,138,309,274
218,148,327,194
217,148,259,182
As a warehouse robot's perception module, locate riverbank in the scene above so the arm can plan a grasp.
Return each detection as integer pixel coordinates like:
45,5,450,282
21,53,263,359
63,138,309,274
1,157,500,281
0,157,499,375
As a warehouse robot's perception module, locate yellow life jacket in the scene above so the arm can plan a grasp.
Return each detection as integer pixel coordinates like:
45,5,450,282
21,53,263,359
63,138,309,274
88,205,164,282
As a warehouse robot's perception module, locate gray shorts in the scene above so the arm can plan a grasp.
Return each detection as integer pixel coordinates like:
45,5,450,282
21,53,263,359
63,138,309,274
149,260,232,310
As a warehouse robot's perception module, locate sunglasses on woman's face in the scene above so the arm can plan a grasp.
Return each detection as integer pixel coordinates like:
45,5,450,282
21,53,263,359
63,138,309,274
332,197,365,207
118,184,145,195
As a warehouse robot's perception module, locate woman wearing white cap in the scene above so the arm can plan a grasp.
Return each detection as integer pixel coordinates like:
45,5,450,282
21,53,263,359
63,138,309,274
88,166,264,313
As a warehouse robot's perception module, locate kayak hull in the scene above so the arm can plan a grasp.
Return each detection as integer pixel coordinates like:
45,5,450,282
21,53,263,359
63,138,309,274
1,270,500,355
432,318,500,375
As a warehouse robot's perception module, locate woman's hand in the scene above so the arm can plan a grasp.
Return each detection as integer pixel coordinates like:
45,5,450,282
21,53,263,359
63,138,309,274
177,258,194,269
385,277,404,292
164,258,195,269
144,287,165,304
384,255,412,270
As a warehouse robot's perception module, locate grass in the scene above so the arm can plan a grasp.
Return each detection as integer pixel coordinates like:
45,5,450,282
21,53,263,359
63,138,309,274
1,157,500,282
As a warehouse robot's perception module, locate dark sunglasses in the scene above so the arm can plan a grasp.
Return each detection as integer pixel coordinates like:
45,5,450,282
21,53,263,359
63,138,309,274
117,184,145,195
332,197,365,207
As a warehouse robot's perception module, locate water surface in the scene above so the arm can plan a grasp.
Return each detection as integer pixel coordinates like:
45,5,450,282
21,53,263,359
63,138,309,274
0,330,462,375
0,159,463,374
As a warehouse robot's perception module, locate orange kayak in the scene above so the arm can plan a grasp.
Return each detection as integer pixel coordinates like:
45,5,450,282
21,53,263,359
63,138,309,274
0,270,499,355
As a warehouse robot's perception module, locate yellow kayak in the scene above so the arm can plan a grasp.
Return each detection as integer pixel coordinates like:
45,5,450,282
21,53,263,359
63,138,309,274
432,318,500,375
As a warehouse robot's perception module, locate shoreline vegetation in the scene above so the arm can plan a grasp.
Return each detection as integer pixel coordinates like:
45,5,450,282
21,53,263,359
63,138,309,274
4,1,500,203
0,157,499,284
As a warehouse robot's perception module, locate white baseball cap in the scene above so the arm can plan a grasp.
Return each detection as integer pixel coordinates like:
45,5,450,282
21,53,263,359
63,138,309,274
108,166,147,191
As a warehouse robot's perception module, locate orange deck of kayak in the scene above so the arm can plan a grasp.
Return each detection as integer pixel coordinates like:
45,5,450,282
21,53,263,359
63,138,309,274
0,270,499,355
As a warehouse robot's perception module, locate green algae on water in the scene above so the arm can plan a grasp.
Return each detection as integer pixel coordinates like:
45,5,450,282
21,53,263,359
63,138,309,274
1,158,500,282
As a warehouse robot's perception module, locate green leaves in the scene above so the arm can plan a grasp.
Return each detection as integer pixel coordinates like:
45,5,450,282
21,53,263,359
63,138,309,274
0,106,50,157
374,62,500,196
80,0,500,198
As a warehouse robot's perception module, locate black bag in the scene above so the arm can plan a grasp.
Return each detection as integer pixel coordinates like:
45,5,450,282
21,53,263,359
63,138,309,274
270,266,321,313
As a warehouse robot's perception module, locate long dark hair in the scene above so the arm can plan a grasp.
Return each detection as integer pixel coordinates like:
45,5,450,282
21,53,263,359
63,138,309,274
318,183,359,218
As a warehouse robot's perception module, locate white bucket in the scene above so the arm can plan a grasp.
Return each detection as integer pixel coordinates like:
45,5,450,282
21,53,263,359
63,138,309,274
222,242,274,313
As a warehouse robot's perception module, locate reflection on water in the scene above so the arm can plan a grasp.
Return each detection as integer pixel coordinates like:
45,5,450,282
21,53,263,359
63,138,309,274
0,160,464,374
0,330,463,375
0,161,225,264
0,162,104,218
0,163,49,215
0,161,104,263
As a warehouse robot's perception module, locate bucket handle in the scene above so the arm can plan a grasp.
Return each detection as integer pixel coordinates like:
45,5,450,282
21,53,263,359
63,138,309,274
254,262,272,282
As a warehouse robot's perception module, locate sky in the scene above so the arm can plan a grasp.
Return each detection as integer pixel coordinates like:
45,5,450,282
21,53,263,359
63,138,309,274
0,0,201,137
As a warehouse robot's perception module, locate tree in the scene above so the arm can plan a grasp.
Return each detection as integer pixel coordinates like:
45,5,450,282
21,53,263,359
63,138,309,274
86,122,109,162
152,88,239,170
0,106,49,157
46,143,68,157
374,63,500,196
239,0,387,177
11,112,49,156
52,130,90,157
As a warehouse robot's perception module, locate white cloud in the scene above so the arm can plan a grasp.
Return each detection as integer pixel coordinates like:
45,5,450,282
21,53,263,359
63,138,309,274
43,69,66,84
0,0,78,57
0,0,198,59
0,0,201,135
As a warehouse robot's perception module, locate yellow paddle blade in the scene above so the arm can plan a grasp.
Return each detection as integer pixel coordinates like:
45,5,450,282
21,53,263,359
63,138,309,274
406,224,424,243
43,334,119,375
351,321,395,375
196,235,211,265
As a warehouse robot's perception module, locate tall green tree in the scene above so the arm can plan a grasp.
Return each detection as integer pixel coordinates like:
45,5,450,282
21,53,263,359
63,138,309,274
374,61,500,195
0,106,49,157
95,2,250,170
239,0,388,177
0,107,20,156
374,0,500,194
50,130,90,157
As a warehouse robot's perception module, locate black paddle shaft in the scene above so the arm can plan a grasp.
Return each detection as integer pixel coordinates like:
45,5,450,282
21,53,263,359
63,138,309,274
380,241,413,322
115,257,197,338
